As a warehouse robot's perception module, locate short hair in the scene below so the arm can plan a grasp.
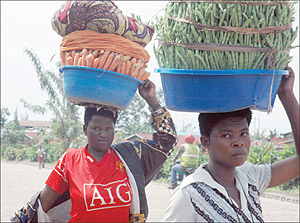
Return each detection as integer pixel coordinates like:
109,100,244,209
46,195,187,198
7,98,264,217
84,107,118,126
198,108,252,137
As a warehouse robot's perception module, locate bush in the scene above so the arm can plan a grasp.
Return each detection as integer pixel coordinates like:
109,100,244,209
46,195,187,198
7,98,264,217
248,143,298,191
43,143,65,163
1,144,6,157
24,146,38,162
15,148,27,161
247,142,279,164
278,144,299,190
2,143,67,164
278,143,296,160
198,146,209,165
3,146,17,160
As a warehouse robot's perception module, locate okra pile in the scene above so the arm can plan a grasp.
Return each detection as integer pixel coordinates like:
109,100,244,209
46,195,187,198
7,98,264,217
153,0,298,70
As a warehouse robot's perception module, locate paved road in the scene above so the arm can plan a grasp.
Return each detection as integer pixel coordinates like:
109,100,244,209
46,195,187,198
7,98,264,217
1,161,299,222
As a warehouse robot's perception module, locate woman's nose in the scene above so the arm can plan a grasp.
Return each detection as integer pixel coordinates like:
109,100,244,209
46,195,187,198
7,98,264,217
98,130,108,137
232,135,244,147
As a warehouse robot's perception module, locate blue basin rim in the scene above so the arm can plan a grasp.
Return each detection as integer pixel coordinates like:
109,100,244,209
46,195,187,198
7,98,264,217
154,68,288,76
60,65,143,84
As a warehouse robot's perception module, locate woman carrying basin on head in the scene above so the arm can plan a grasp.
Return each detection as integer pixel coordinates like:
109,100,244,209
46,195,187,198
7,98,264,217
163,66,299,222
12,79,177,223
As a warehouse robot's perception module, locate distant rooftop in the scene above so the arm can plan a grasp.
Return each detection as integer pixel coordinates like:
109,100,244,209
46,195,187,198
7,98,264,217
19,120,51,129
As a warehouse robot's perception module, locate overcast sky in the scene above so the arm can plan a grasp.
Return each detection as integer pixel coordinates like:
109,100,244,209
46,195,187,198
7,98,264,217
1,1,299,135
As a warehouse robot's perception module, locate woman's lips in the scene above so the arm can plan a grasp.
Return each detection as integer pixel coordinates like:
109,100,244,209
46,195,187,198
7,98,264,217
232,150,246,157
98,140,108,143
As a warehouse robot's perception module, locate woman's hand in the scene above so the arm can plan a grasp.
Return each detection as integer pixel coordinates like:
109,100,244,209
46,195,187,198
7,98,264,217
138,79,159,106
278,66,295,98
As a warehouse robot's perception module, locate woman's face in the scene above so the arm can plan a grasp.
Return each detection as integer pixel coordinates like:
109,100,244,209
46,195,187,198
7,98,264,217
84,115,115,153
204,117,251,168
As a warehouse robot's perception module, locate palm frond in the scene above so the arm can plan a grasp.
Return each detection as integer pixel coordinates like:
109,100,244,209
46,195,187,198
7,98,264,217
20,98,46,115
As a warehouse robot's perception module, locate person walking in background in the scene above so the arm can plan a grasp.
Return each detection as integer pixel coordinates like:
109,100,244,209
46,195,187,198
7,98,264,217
163,67,299,222
36,146,45,169
168,134,200,189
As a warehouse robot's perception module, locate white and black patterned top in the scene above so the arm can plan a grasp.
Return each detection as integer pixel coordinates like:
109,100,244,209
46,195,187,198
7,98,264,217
163,162,271,222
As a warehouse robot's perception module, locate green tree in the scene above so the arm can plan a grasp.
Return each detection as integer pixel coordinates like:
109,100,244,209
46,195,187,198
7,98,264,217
2,121,26,145
0,108,26,150
20,112,29,121
1,107,11,128
13,109,21,130
1,108,26,145
115,88,165,141
20,48,82,150
115,94,151,140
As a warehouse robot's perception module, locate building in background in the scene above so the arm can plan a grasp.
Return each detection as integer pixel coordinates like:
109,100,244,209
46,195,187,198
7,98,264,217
270,132,294,150
251,132,294,150
19,120,51,145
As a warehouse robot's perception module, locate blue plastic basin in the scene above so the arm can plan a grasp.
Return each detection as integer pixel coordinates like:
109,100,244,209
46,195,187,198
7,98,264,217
60,66,142,110
154,68,288,113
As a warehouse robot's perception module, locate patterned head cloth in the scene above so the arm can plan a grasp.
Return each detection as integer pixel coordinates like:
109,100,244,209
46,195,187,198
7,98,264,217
83,103,119,125
84,103,118,119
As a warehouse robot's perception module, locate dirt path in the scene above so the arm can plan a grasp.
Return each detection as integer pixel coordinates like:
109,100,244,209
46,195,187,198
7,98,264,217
1,161,299,222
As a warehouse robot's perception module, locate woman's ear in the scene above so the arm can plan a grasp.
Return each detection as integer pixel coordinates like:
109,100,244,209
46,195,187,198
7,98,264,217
200,135,210,148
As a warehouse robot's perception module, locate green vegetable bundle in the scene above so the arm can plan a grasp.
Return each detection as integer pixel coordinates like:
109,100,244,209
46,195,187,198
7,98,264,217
153,0,298,70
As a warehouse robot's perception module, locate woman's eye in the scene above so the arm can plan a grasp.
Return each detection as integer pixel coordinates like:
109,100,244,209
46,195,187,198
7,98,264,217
241,132,249,137
222,134,230,138
106,127,114,132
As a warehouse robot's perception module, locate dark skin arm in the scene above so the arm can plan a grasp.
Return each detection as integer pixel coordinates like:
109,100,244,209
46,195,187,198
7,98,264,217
39,185,61,213
268,66,300,188
170,145,184,163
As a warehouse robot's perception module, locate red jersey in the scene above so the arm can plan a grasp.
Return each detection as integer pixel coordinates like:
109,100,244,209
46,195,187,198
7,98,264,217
46,145,132,222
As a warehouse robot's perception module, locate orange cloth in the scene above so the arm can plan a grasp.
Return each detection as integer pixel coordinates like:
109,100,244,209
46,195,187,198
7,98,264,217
60,30,150,63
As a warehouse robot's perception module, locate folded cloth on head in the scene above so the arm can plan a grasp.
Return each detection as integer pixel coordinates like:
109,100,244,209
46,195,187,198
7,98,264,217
51,0,154,47
60,30,150,63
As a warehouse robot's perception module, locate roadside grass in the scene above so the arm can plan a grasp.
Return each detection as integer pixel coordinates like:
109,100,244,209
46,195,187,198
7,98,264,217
266,185,299,196
154,178,169,184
